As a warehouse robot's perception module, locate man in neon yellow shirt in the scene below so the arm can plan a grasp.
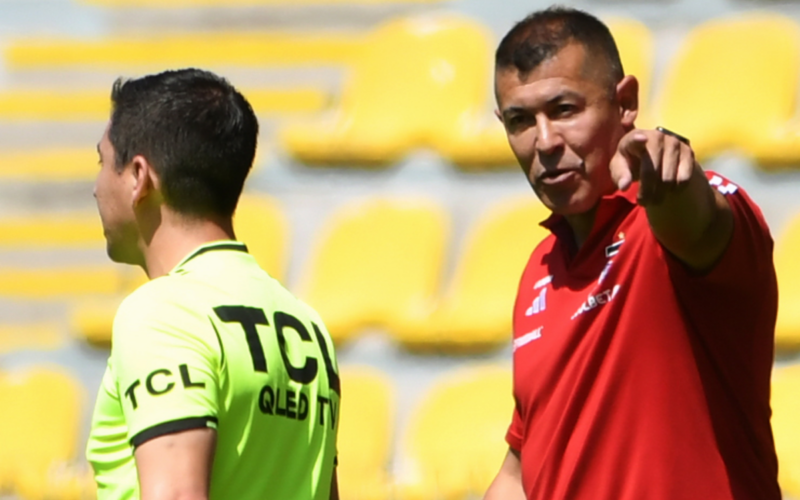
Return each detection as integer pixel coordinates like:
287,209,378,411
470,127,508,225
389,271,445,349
86,68,340,500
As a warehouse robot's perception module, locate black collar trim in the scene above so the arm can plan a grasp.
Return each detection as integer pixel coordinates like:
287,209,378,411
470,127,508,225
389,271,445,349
181,242,249,267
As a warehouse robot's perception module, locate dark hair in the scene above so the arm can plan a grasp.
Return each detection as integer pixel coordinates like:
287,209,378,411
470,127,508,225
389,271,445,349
495,6,624,92
108,68,259,218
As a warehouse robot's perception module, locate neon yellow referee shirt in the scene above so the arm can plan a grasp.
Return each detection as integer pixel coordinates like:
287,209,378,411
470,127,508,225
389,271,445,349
86,241,340,500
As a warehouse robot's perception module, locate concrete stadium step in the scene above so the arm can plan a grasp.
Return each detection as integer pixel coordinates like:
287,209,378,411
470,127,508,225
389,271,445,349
105,4,442,34
0,119,282,152
0,122,103,150
0,181,96,215
0,87,329,120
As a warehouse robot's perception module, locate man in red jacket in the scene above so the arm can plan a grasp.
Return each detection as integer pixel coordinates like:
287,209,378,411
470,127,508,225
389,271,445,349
484,6,781,500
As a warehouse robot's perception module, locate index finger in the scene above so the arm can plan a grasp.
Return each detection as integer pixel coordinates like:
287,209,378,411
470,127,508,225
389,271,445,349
616,131,649,160
609,131,649,192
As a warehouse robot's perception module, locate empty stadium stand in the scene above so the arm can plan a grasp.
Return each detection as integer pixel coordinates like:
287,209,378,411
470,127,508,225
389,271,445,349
0,323,63,355
0,2,798,499
0,88,329,120
605,16,654,128
654,13,800,163
6,33,363,69
775,212,800,352
233,193,289,282
69,297,124,348
14,466,96,500
395,197,550,353
296,197,448,344
280,14,496,166
81,0,448,6
0,212,103,248
0,367,85,498
0,266,140,299
395,364,512,500
337,366,395,500
0,149,99,182
772,364,800,498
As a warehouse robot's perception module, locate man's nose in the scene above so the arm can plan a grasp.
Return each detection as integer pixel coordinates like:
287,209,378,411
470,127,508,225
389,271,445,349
535,119,564,155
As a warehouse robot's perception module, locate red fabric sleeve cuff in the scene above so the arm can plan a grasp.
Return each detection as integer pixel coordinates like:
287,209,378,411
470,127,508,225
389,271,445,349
506,426,523,452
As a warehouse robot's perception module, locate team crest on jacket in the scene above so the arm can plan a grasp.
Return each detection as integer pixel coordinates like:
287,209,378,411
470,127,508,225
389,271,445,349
605,239,625,258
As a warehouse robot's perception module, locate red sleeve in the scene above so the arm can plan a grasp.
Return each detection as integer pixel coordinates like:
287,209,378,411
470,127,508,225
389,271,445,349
663,174,778,475
666,173,775,291
665,173,776,308
505,402,524,452
665,172,777,377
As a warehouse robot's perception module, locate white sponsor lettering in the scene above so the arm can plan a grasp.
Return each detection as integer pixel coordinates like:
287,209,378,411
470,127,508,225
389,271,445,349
525,287,547,316
709,175,738,195
571,285,621,320
513,327,543,351
598,260,613,285
534,275,553,290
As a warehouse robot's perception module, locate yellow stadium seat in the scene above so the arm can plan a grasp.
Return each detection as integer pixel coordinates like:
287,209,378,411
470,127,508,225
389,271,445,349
15,464,96,500
69,297,124,348
69,270,147,347
337,366,394,500
772,364,800,498
0,212,103,249
280,15,495,166
395,365,513,500
0,90,110,121
605,17,654,128
653,14,800,163
775,213,800,353
434,114,516,170
297,197,448,344
83,0,444,5
0,367,84,495
7,33,362,70
0,87,326,120
234,194,288,282
0,149,100,182
0,323,63,355
0,266,130,299
396,197,550,353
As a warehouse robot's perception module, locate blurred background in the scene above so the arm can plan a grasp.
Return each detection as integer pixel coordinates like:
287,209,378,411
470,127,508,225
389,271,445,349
0,0,799,498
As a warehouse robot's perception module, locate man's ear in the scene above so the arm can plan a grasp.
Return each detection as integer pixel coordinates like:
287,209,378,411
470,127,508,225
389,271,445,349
616,75,639,129
129,155,162,208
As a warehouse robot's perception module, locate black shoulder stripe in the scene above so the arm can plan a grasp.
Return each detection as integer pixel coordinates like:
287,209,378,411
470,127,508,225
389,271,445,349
130,416,218,448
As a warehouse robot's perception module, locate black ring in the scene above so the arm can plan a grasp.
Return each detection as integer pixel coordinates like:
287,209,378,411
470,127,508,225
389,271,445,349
656,126,691,146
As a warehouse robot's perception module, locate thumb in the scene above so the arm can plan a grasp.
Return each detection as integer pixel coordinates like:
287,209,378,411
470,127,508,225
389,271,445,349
609,132,648,191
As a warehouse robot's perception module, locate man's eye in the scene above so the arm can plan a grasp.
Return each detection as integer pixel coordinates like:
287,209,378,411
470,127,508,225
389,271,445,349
556,104,576,116
508,115,532,127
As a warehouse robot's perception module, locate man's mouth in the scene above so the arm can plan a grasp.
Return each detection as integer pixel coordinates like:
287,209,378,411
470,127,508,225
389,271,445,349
538,168,580,185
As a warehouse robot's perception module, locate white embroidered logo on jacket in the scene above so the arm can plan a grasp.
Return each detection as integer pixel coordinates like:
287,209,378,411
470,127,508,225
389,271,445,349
526,287,547,317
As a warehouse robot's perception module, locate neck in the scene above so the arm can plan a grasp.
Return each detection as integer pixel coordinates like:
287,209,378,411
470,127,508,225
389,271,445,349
563,205,599,251
140,211,235,279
